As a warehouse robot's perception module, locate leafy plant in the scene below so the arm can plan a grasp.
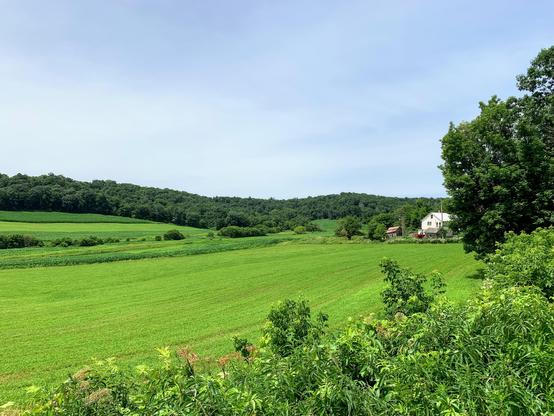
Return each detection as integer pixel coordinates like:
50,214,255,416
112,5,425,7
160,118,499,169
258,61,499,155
232,336,254,359
380,258,445,317
261,298,328,357
486,227,554,299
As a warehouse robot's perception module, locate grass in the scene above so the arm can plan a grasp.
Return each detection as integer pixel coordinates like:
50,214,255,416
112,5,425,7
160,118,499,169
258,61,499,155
0,210,153,223
312,218,370,236
0,220,207,240
0,241,481,404
312,219,339,235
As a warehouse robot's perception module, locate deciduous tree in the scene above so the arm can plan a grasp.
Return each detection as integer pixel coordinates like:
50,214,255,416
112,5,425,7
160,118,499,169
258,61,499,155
441,46,554,257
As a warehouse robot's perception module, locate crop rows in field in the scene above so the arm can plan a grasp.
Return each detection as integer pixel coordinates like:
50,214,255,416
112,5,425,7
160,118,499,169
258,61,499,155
0,236,292,269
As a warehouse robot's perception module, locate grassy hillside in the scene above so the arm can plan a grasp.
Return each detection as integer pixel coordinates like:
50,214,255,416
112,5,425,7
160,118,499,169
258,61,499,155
0,210,152,223
0,241,481,403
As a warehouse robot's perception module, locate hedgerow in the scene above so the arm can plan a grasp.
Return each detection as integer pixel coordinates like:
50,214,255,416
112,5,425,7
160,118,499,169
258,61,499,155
218,226,268,238
50,236,119,248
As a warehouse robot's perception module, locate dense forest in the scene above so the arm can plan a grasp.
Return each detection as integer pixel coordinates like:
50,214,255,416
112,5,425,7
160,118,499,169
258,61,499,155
0,173,440,230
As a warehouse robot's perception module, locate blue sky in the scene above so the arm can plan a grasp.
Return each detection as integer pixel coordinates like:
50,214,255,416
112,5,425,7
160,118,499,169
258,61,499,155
1,1,552,198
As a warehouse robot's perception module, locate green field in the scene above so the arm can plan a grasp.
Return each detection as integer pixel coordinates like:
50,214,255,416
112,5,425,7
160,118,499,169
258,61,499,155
0,236,292,269
0,213,482,404
0,210,153,223
0,220,206,240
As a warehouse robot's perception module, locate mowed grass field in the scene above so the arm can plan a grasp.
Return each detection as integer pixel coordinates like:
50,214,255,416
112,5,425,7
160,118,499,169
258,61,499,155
0,213,482,404
0,245,481,403
0,219,206,240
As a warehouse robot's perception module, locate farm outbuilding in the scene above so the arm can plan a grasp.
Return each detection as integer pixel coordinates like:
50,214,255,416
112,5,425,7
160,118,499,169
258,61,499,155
386,226,402,238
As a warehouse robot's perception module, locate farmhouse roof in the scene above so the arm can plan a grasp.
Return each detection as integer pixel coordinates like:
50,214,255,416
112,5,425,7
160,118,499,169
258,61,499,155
426,212,451,221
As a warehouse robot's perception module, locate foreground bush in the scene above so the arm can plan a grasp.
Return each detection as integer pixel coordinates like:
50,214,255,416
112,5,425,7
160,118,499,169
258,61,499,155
486,227,554,299
380,258,445,317
24,283,554,415
261,298,328,357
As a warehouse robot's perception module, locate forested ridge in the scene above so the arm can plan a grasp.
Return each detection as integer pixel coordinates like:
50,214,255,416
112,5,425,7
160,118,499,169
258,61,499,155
0,173,440,229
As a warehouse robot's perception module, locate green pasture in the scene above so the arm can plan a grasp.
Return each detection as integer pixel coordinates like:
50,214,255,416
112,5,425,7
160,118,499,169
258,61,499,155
0,220,206,240
0,241,481,403
312,219,338,235
312,218,370,236
0,211,152,224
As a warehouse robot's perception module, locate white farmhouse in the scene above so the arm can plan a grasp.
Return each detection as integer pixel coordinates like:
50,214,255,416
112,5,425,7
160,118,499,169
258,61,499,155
420,212,451,235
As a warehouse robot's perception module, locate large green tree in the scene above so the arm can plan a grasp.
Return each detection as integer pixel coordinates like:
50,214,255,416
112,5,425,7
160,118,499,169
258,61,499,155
335,216,362,239
441,46,554,257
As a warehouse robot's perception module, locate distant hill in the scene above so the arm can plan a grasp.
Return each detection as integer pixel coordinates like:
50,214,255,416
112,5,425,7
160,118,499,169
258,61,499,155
0,173,441,229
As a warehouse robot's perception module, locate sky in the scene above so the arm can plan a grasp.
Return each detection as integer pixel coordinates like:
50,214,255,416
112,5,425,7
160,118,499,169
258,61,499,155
0,1,553,199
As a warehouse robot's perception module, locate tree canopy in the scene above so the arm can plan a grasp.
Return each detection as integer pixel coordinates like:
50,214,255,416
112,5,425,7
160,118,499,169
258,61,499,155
335,216,362,239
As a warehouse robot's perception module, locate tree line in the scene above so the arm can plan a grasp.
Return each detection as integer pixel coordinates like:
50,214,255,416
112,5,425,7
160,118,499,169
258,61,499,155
0,173,440,230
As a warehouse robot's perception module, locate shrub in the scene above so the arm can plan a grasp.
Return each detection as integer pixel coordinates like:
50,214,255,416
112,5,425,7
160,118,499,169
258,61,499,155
163,229,185,240
486,227,554,299
380,258,445,317
304,222,322,232
154,235,162,241
50,237,74,247
261,298,328,357
78,236,104,247
206,231,215,239
293,225,306,234
0,234,43,249
104,237,120,244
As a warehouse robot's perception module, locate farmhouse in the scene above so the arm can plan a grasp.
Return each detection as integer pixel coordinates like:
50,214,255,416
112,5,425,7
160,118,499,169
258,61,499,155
386,226,402,238
420,212,451,236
